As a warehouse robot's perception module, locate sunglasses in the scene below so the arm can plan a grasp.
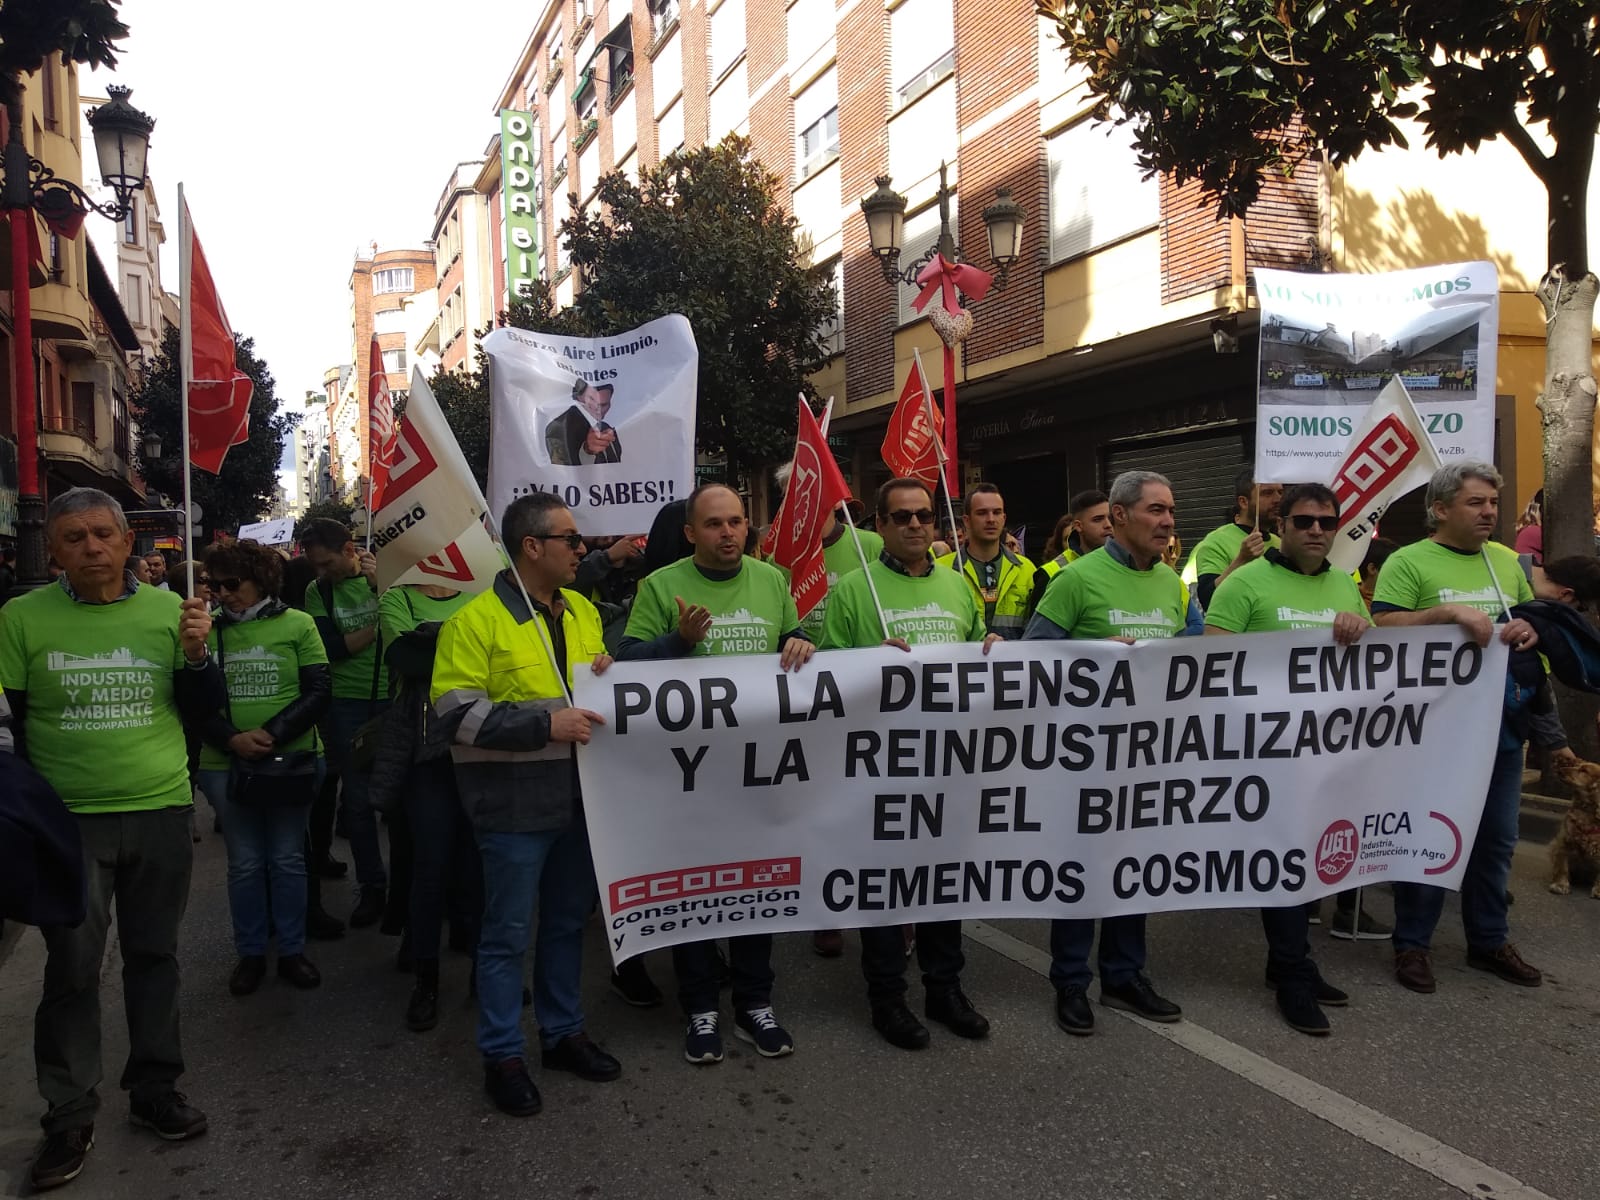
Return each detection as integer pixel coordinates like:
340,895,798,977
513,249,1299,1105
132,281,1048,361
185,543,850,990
212,576,243,592
536,533,585,550
887,508,937,527
1289,515,1340,532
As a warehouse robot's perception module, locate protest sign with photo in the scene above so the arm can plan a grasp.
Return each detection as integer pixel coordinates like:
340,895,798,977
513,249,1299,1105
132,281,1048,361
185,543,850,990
1254,261,1497,484
483,317,697,534
576,630,1505,963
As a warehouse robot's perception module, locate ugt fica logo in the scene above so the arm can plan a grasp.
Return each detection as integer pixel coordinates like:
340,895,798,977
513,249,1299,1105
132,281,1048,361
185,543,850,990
1315,819,1359,885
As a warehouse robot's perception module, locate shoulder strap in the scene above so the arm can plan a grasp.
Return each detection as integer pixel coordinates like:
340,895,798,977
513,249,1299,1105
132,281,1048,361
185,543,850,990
318,577,335,618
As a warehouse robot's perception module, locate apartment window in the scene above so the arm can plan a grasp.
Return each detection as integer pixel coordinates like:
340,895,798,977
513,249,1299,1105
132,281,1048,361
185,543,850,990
382,348,407,373
41,61,59,130
576,0,592,20
710,0,746,81
373,307,407,334
553,149,569,185
123,201,138,245
575,77,599,124
650,0,680,35
819,257,844,355
113,389,130,462
48,233,64,280
71,382,95,438
897,200,954,325
608,21,636,94
795,68,839,181
1046,116,1160,261
892,0,954,109
658,97,684,158
124,276,143,323
372,267,415,295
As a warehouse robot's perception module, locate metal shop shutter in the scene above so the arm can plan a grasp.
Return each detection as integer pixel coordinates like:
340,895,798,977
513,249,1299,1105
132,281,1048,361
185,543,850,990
1102,427,1248,568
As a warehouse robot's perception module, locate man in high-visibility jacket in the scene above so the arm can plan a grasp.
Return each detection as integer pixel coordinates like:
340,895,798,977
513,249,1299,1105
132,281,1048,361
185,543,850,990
1032,489,1111,603
431,493,622,1119
935,483,1035,638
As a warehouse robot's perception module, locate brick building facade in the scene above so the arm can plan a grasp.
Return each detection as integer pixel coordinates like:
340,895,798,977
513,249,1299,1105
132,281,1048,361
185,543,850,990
344,246,435,492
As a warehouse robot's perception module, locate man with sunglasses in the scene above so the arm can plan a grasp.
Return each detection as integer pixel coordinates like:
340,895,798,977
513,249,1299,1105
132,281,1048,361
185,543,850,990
618,484,814,1066
1025,470,1186,1035
430,493,623,1118
1203,482,1369,1036
821,477,1001,1049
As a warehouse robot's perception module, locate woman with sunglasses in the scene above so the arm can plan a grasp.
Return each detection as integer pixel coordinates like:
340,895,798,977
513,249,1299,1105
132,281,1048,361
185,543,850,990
196,541,333,996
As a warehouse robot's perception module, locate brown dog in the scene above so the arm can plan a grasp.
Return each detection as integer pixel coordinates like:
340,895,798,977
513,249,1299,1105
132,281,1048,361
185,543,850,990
1550,757,1600,897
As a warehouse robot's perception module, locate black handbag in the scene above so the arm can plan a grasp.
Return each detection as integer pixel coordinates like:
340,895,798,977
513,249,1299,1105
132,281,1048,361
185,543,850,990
218,621,320,807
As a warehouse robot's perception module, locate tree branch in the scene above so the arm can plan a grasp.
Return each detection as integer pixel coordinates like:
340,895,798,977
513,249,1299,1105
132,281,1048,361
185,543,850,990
1501,117,1552,183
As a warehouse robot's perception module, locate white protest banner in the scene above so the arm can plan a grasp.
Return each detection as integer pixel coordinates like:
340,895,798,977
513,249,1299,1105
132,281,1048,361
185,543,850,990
483,317,697,535
1255,261,1497,484
372,368,494,591
1326,377,1444,574
576,630,1505,963
237,516,294,546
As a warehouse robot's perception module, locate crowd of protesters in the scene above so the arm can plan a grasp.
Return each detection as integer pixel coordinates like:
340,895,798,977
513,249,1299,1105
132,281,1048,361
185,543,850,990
3,457,1598,1190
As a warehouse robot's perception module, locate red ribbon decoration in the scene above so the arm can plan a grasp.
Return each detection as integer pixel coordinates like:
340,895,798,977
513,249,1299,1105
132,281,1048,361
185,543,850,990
910,252,993,317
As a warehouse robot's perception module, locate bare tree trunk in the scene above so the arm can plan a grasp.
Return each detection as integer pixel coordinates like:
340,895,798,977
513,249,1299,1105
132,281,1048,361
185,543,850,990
1534,269,1598,562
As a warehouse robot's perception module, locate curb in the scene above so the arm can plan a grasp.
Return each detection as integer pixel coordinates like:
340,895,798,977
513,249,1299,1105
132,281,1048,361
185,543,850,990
1518,791,1568,846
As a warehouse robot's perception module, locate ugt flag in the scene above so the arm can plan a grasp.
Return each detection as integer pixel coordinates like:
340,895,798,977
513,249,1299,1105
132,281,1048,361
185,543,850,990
769,399,852,620
368,336,398,509
180,194,254,474
1327,377,1443,574
881,356,945,488
372,368,504,592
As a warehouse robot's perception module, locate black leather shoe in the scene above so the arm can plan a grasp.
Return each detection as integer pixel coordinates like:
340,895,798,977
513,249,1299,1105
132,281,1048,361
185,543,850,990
315,854,348,879
484,1058,542,1117
871,1000,930,1050
277,954,322,990
306,907,345,940
1100,976,1182,1023
229,955,266,997
349,887,386,929
1264,964,1349,1007
1054,986,1094,1036
406,982,439,1032
540,1033,622,1081
925,989,990,1039
30,1124,92,1190
1276,985,1331,1036
129,1091,207,1140
611,957,664,1007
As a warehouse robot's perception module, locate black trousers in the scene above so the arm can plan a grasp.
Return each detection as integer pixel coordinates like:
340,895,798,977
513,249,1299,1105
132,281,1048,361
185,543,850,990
861,921,964,1003
674,935,773,1015
1260,902,1317,984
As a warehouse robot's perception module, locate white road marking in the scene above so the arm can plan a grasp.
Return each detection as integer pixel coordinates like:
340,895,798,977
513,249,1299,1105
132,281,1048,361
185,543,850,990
964,920,1561,1200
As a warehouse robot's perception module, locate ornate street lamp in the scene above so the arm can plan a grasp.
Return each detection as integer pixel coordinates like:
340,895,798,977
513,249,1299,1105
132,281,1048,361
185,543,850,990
857,161,1027,493
5,84,155,595
141,429,163,461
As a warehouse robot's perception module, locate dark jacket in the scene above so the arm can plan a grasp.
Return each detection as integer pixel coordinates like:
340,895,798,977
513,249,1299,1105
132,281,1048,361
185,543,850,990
0,692,85,928
545,405,622,465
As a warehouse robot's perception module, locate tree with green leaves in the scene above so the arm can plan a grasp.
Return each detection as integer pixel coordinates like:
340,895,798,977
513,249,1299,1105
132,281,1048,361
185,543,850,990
293,499,356,536
133,325,296,538
1037,1,1598,560
0,0,127,105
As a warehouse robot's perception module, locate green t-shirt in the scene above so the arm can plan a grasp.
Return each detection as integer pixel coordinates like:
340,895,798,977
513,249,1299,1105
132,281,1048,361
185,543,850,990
1372,538,1533,615
821,559,985,648
1184,522,1280,584
306,574,388,700
1205,556,1371,632
202,608,329,770
1035,546,1186,640
379,585,472,644
783,527,884,640
0,583,192,813
626,556,799,657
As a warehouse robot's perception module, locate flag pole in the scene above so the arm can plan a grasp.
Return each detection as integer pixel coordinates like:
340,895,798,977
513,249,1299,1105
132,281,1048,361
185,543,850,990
913,346,963,573
177,184,196,597
817,396,890,642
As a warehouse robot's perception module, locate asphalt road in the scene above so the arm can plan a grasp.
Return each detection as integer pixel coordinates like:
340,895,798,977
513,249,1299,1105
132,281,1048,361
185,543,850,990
2,829,1596,1200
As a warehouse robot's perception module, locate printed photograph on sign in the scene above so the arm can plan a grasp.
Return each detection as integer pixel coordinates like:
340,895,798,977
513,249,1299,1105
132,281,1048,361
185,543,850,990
484,316,697,535
1253,261,1498,484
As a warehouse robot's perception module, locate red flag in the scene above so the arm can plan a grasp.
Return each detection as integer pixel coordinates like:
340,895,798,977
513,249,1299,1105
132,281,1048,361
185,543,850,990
770,400,852,619
183,200,254,474
367,336,397,509
881,357,945,487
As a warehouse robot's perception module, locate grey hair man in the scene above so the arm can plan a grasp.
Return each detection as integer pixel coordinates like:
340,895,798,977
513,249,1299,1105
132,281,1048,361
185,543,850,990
1025,470,1187,1036
1371,461,1542,995
0,488,225,1190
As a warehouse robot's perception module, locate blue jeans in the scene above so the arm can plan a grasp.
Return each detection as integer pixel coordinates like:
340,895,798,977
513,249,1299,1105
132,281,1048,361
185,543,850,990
320,698,389,888
475,814,598,1062
203,767,316,957
1393,737,1524,953
1048,915,1146,990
